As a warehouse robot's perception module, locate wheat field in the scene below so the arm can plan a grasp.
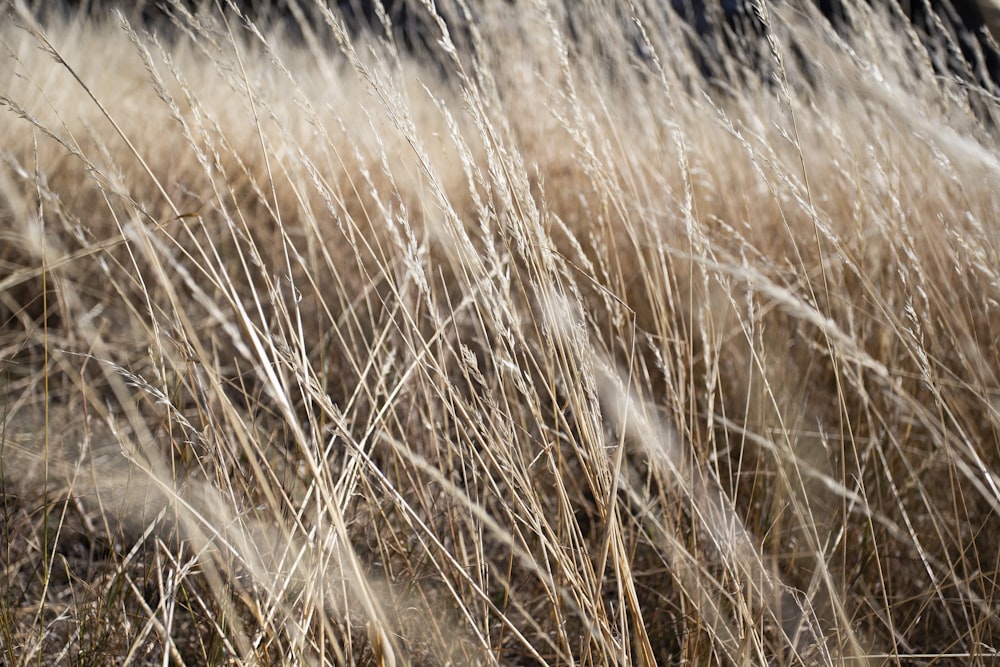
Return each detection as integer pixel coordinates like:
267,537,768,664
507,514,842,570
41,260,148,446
2,0,1000,664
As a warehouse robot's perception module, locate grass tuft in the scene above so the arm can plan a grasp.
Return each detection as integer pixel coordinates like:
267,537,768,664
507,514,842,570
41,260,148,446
2,0,1000,664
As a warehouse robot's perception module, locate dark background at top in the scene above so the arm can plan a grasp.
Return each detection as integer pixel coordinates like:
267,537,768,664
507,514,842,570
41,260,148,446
16,0,1000,89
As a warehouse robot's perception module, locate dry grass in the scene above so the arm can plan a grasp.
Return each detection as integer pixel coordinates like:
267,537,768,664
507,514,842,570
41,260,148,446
2,0,1000,664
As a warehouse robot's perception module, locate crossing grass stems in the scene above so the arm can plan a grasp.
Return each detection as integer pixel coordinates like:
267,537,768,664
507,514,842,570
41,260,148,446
1,0,1000,664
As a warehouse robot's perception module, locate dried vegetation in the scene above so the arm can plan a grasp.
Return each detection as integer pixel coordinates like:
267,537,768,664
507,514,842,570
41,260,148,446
2,0,1000,664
